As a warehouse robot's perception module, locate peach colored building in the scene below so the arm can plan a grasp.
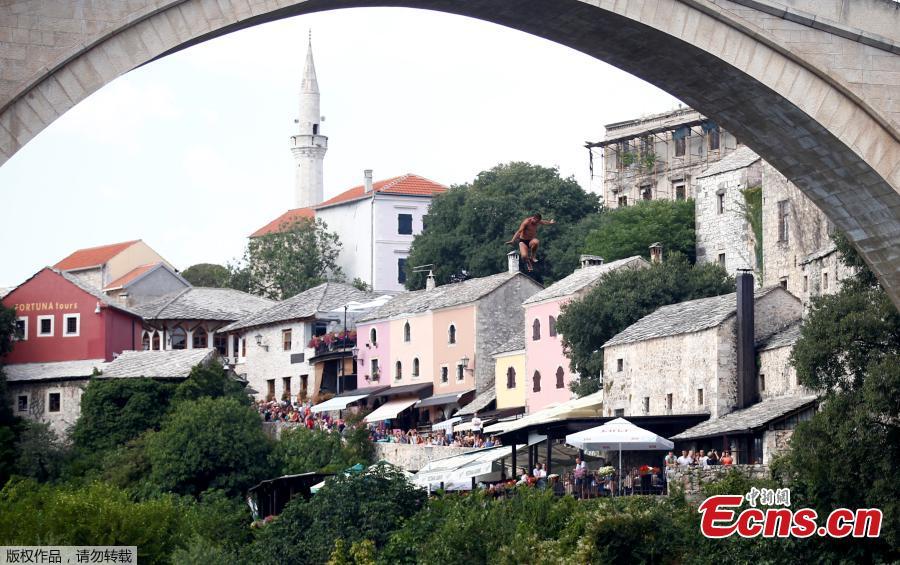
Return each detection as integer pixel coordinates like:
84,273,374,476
355,259,541,426
523,255,649,413
53,240,173,291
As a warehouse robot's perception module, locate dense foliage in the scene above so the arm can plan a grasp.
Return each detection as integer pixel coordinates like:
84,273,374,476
230,217,344,300
583,199,697,263
405,162,601,288
181,263,232,288
556,254,735,395
271,425,374,475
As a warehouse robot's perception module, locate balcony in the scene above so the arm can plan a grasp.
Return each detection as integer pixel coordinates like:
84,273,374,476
308,331,357,356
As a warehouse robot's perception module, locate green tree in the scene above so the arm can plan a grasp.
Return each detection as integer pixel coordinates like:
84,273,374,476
0,303,18,358
13,422,67,482
556,254,734,396
172,362,248,405
237,217,344,300
405,162,600,288
583,199,696,263
145,396,271,497
70,378,174,455
245,463,426,564
270,425,373,475
0,305,20,485
181,263,232,288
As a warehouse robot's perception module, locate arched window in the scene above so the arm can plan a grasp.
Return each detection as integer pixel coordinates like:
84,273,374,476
370,328,377,345
555,366,565,389
141,332,151,351
404,322,411,342
412,358,420,377
151,332,160,351
506,366,516,389
214,332,228,355
533,371,542,392
549,316,557,337
192,326,208,349
170,327,187,350
532,319,541,341
448,324,456,344
395,361,402,380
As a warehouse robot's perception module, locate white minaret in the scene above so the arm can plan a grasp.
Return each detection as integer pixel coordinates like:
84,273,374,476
291,33,327,208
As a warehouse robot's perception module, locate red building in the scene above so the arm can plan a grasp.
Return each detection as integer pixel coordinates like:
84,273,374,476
3,268,142,364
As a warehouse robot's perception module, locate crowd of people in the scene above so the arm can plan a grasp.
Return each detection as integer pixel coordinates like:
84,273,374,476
664,449,734,469
256,400,348,433
368,424,503,448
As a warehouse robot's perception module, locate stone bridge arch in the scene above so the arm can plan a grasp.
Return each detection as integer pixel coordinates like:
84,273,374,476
1,0,899,305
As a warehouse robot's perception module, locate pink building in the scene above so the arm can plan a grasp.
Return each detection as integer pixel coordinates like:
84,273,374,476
523,255,649,413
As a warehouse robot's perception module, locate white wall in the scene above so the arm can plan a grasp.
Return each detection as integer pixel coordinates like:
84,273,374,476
316,198,373,289
234,321,314,402
372,195,432,293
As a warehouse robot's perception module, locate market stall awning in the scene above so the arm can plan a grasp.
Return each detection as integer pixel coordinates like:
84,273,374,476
371,383,433,400
413,446,511,490
311,393,370,413
415,389,474,409
432,416,462,432
484,390,604,435
364,397,419,423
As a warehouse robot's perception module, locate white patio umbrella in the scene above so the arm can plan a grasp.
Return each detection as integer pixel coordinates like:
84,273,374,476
565,418,674,495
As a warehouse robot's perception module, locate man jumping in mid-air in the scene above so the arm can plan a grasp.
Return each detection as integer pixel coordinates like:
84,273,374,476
506,213,556,271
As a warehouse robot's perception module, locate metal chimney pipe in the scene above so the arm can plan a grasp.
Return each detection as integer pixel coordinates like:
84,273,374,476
735,269,757,409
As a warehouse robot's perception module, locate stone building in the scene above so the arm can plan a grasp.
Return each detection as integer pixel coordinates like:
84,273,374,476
522,254,650,413
603,275,807,463
354,257,542,427
135,287,274,359
694,146,762,276
586,107,740,209
53,239,173,290
220,282,383,403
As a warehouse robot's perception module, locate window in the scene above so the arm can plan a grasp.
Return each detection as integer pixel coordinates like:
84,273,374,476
760,374,766,392
241,337,246,358
614,408,625,417
266,379,275,401
456,364,464,381
37,315,53,337
822,272,829,290
17,395,27,412
232,335,240,357
48,392,60,413
371,359,380,379
214,332,228,356
617,195,628,208
707,126,720,150
555,367,565,389
779,277,788,290
282,329,292,351
532,371,542,392
141,333,151,350
506,366,516,389
395,361,403,381
171,327,187,350
665,393,673,412
717,192,725,214
641,186,652,201
441,366,449,384
674,183,686,201
152,333,161,351
397,213,413,235
412,358,420,377
718,253,726,267
398,258,407,284
697,388,704,406
14,317,26,341
192,326,208,349
803,275,808,292
300,375,309,395
549,316,557,337
63,314,79,337
403,322,411,342
675,136,686,157
616,358,623,372
370,328,377,345
532,319,541,341
448,324,456,345
777,200,790,243
642,397,650,414
283,377,292,398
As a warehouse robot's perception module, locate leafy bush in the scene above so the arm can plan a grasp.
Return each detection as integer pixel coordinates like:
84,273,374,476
172,362,249,405
271,424,373,475
13,421,68,482
584,199,696,263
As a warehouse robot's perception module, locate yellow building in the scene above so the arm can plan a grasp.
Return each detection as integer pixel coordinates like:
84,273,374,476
493,333,526,410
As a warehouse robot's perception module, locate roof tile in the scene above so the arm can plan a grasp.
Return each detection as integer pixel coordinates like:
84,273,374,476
103,263,160,291
523,256,648,305
672,395,818,440
316,174,447,209
101,349,218,379
54,240,140,271
250,207,315,238
136,287,274,321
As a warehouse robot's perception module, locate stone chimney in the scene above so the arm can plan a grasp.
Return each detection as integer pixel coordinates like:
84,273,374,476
735,269,757,409
579,254,604,268
425,270,436,291
507,250,520,273
649,242,663,264
364,169,373,193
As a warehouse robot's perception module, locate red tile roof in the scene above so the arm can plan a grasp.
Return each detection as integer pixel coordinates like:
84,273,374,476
54,240,141,271
250,207,316,238
103,263,159,291
315,174,447,209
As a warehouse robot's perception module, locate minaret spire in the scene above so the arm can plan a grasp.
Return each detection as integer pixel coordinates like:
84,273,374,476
290,32,327,208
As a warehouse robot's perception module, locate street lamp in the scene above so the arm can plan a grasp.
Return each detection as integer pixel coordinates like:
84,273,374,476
254,333,268,352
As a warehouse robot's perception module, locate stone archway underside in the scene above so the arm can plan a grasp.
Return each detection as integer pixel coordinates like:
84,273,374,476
1,0,899,305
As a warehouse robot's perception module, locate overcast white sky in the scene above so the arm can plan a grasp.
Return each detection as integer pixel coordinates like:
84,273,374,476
0,7,681,288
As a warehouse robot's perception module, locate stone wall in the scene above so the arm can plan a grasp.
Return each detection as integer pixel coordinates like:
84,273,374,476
759,345,806,400
373,443,477,472
667,464,770,500
7,378,87,439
